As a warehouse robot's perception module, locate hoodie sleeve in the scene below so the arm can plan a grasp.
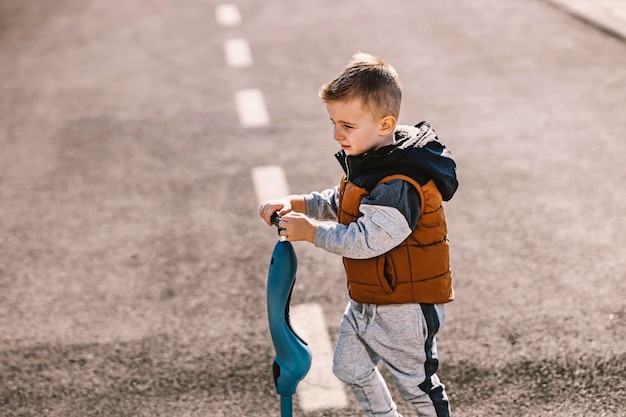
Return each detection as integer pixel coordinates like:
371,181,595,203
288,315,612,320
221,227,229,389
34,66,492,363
312,180,420,259
303,187,339,221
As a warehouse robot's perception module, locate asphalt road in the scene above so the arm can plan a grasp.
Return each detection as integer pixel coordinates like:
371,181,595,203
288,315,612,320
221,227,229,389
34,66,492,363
1,0,625,416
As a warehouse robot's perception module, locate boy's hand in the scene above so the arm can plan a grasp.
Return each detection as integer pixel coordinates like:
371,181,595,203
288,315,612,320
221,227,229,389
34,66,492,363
277,212,317,243
259,195,307,226
259,198,293,226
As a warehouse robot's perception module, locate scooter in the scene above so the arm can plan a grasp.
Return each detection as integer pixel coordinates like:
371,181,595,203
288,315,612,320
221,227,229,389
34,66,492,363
266,212,312,417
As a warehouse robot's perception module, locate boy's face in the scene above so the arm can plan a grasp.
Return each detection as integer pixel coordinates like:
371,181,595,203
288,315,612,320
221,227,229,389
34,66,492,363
326,99,395,156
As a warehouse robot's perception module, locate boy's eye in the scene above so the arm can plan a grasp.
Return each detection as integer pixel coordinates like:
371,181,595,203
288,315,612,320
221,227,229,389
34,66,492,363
329,120,353,129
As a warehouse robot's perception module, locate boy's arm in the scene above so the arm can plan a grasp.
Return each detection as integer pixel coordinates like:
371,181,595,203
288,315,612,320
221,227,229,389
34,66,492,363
303,187,339,221
312,180,420,259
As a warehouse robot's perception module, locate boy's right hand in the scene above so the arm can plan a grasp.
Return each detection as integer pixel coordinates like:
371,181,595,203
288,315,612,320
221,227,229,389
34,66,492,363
259,199,293,226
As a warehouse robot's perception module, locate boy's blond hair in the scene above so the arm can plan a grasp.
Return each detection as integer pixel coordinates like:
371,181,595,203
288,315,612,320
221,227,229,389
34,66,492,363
319,52,402,120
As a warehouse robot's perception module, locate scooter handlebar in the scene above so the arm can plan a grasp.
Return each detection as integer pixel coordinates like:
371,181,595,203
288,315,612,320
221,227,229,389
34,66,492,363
270,212,285,235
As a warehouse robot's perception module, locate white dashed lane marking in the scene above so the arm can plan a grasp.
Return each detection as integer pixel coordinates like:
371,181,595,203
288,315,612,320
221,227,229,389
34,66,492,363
223,38,253,68
215,3,242,26
251,165,290,205
291,303,349,411
236,88,270,128
240,5,348,412
223,8,344,411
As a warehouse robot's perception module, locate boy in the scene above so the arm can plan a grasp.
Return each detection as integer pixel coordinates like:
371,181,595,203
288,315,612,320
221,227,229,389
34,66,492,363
259,52,458,417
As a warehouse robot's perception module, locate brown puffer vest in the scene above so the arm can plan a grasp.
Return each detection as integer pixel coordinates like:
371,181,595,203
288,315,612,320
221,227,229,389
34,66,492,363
338,173,454,305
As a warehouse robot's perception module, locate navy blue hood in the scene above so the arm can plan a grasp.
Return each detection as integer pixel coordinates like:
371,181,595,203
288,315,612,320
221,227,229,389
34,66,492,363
335,122,458,201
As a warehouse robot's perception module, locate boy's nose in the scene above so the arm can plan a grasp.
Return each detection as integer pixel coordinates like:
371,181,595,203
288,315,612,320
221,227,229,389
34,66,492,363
333,126,344,141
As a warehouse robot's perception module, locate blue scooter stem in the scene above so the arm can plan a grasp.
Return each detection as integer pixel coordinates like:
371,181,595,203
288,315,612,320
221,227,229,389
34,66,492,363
267,213,312,416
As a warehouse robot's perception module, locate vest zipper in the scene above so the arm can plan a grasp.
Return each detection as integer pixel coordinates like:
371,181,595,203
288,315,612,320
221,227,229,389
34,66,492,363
338,155,349,216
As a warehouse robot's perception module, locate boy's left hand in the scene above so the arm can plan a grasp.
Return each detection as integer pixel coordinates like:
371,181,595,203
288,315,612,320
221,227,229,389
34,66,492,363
278,212,317,243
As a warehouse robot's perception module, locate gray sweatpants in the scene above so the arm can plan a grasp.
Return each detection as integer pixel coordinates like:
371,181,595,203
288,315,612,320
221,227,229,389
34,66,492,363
333,301,450,417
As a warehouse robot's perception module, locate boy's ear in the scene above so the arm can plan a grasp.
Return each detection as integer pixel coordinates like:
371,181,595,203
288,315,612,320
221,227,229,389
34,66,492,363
379,116,397,135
